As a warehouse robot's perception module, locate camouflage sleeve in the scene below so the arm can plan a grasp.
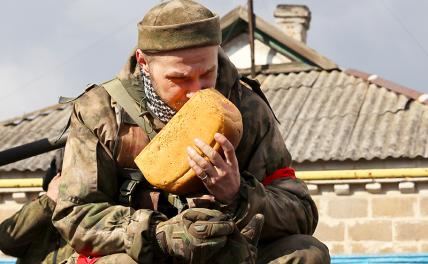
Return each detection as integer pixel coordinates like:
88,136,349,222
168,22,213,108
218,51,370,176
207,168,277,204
0,195,55,257
232,88,318,241
52,87,166,262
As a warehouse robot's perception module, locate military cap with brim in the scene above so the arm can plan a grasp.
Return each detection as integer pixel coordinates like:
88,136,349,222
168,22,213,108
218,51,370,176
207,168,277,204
138,0,221,53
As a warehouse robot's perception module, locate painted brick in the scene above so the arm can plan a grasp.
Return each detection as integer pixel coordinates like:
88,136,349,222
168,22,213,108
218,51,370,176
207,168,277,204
378,244,418,254
326,243,344,255
421,197,428,216
350,243,369,254
421,243,428,252
350,242,419,254
372,196,416,217
314,222,345,241
327,197,368,218
0,209,18,222
348,220,392,241
395,221,428,241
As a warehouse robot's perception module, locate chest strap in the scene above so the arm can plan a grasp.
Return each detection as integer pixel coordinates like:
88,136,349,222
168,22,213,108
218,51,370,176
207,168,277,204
102,78,157,140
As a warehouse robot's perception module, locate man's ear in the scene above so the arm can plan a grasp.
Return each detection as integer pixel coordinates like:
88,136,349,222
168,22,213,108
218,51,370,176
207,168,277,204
135,49,150,76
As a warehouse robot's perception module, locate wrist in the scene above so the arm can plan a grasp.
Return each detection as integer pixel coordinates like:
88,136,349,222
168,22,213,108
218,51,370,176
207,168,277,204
152,221,169,260
152,224,168,255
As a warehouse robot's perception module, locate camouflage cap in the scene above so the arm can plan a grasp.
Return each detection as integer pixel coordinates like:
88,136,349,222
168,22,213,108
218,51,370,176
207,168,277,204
138,0,221,53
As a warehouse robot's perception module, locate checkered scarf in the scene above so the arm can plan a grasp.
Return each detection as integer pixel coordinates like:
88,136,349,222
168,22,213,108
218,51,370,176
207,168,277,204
142,72,177,123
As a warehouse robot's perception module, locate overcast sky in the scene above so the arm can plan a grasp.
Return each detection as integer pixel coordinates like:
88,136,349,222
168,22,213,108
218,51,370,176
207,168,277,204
0,0,427,121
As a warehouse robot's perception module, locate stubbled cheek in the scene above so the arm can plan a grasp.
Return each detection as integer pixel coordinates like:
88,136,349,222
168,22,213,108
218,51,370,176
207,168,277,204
173,97,190,110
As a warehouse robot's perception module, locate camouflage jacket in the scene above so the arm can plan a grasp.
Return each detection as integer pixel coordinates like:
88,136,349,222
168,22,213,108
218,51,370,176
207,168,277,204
52,48,318,263
0,195,74,264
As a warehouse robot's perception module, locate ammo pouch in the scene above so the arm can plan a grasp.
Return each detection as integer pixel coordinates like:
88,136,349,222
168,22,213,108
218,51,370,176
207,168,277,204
118,168,182,217
118,168,150,205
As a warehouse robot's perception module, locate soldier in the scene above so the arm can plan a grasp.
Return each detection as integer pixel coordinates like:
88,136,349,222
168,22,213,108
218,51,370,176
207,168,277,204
0,151,74,264
52,0,330,263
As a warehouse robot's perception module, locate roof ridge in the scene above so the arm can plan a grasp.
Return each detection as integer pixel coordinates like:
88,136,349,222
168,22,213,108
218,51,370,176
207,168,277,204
220,5,338,70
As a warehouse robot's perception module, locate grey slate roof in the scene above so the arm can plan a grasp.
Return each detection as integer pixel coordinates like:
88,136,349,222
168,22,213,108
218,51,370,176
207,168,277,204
1,65,428,171
254,64,428,163
0,104,72,172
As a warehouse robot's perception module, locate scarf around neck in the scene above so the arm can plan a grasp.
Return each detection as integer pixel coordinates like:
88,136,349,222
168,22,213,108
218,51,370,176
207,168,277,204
141,72,177,123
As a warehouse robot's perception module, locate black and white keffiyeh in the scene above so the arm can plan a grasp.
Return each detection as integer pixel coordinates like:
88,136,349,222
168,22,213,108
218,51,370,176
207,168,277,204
142,72,177,123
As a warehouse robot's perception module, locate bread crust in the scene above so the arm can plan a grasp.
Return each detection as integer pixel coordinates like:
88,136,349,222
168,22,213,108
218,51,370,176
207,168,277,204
134,88,243,194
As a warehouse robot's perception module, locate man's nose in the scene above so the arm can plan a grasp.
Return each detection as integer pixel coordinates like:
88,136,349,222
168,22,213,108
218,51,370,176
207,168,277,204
186,79,202,98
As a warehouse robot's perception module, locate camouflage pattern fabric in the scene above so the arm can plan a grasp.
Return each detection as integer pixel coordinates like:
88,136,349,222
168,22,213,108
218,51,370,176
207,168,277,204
0,195,74,264
52,47,324,263
155,208,234,262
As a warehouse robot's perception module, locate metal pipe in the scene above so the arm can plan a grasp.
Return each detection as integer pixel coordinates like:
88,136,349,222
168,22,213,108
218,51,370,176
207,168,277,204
247,0,256,77
2,168,428,188
0,178,42,188
0,136,67,167
296,168,428,181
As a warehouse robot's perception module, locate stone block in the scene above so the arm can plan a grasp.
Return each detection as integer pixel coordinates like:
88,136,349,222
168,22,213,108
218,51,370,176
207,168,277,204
399,182,415,193
348,220,392,241
334,184,350,195
379,243,418,254
0,209,18,222
365,182,382,194
350,243,369,254
326,243,345,255
351,242,419,254
421,243,428,252
12,192,27,203
421,197,428,216
395,221,428,241
327,197,368,218
372,196,416,217
307,184,318,195
314,222,345,241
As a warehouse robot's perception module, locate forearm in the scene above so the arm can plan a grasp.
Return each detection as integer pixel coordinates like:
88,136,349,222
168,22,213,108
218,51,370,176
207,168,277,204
53,199,166,261
0,195,55,256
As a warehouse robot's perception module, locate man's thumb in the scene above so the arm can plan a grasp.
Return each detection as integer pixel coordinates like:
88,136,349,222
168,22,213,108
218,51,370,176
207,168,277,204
240,214,264,247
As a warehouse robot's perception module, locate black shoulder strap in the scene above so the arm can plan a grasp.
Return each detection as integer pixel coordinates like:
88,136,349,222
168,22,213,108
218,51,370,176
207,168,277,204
240,75,280,123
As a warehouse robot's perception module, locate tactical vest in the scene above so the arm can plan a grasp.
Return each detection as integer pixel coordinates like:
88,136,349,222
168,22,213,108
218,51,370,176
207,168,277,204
96,75,275,217
103,78,185,217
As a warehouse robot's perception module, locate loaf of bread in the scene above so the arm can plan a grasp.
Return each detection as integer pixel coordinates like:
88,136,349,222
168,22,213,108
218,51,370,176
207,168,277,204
134,88,243,195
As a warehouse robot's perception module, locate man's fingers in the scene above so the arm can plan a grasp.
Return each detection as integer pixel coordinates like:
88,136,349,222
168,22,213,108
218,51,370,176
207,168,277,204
187,156,204,175
189,221,235,238
194,138,226,168
214,133,238,168
187,147,217,178
241,214,264,247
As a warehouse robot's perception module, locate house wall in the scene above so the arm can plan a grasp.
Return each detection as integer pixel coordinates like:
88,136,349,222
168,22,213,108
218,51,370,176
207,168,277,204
0,188,41,259
0,170,44,258
312,180,428,255
223,33,292,68
1,172,428,257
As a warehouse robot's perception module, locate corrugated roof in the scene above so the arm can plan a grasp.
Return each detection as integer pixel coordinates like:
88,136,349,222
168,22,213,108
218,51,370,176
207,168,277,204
257,66,428,163
1,66,427,170
0,104,72,172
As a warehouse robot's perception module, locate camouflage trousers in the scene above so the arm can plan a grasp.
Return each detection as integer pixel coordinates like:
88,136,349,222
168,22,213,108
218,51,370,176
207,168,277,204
64,235,330,264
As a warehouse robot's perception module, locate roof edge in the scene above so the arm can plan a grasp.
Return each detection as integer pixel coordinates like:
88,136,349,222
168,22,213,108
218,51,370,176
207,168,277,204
238,62,319,75
345,68,428,105
220,6,338,70
0,103,68,126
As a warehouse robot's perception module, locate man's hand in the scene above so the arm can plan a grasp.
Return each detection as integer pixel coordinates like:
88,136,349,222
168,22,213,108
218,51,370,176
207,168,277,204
155,208,235,262
187,133,240,204
46,173,61,202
